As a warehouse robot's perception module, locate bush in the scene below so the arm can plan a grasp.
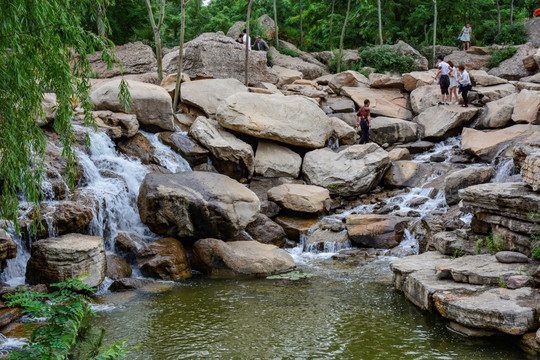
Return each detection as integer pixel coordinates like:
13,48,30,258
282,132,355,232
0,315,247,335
494,24,528,45
358,45,415,74
277,46,300,57
487,46,517,68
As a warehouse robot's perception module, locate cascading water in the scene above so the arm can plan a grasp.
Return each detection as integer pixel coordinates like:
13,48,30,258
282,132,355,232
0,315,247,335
492,158,517,183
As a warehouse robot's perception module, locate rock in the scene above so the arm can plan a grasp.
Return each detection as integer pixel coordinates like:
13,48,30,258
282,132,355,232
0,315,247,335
342,87,413,120
433,287,540,335
523,53,539,72
180,78,248,117
267,184,330,213
138,172,260,239
444,166,495,205
512,89,540,124
90,79,174,131
346,214,409,248
461,125,540,161
189,116,254,181
447,321,497,337
526,18,540,46
106,254,132,280
248,177,299,218
444,51,491,70
429,231,476,256
302,144,391,196
402,71,435,92
395,141,435,154
495,251,530,263
371,117,418,144
475,93,517,129
391,251,451,286
217,93,333,149
535,48,540,69
516,81,540,91
160,72,190,98
522,148,540,191
303,230,349,252
414,105,478,141
521,332,540,355
274,215,319,241
323,97,355,113
506,275,530,289
0,308,22,329
116,132,160,165
282,84,326,98
369,73,403,89
269,48,325,80
0,230,16,268
521,73,540,84
489,44,536,80
245,214,286,247
26,234,106,287
328,71,369,95
226,21,245,39
114,232,144,264
383,161,432,188
158,131,208,167
410,85,441,114
257,14,276,40
475,83,518,102
164,32,278,85
192,238,295,277
254,140,301,178
109,278,169,292
388,41,428,71
38,93,57,126
469,70,507,87
466,46,490,56
273,65,303,87
92,110,138,139
136,237,191,280
329,117,358,145
89,41,156,78
388,148,411,161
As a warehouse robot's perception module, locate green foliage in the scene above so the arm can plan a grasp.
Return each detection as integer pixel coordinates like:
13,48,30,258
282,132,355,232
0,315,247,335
277,46,300,57
267,270,316,280
358,45,415,74
452,248,464,259
483,23,528,46
498,275,507,288
3,278,134,360
487,46,517,68
527,212,540,260
476,232,506,255
0,0,130,234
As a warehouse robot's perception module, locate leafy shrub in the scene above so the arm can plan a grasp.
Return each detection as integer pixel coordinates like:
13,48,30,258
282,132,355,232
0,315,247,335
4,278,135,360
277,46,300,57
487,46,517,68
359,45,415,74
475,232,506,254
495,24,528,45
528,212,540,260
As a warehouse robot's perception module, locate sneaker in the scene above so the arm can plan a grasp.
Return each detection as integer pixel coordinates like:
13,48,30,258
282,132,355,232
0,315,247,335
455,102,459,105
461,104,469,107
438,101,444,105
445,102,450,105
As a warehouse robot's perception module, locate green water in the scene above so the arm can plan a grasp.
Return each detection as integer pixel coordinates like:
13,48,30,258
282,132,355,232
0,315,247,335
95,255,536,360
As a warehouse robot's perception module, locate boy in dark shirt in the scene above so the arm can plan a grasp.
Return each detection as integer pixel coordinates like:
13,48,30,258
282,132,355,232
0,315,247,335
356,99,372,144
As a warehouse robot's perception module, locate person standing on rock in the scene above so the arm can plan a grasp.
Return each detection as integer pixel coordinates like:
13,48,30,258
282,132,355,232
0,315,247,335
242,29,251,50
457,64,472,107
253,35,273,67
356,99,372,145
459,23,472,51
435,55,451,105
448,61,459,105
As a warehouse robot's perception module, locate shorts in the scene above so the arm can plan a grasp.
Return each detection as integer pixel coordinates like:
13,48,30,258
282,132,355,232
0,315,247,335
439,75,450,95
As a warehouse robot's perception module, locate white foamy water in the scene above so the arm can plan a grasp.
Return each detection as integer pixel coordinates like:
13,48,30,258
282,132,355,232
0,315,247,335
492,158,517,183
413,136,461,163
140,130,191,173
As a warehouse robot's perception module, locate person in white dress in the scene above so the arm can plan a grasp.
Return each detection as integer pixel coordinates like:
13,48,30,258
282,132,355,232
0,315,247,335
459,23,472,51
447,61,459,105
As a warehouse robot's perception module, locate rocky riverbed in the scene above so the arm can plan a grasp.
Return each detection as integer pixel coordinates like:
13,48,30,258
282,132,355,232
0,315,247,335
1,30,540,356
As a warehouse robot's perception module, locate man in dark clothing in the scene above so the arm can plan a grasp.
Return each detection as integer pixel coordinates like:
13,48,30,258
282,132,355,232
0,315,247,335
253,35,273,67
356,99,372,144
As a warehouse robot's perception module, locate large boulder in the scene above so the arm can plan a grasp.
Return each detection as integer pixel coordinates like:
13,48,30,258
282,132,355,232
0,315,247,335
180,78,248,117
444,166,495,205
273,65,303,87
245,214,286,247
267,184,330,213
342,87,413,120
403,71,435,92
469,70,507,87
164,32,278,85
254,140,302,178
521,148,540,191
189,116,254,181
91,111,139,139
414,105,479,141
158,131,209,167
329,117,358,145
444,51,491,70
475,83,518,102
137,172,260,239
328,71,369,95
269,48,326,80
346,214,409,248
116,132,160,166
371,117,418,144
476,93,517,129
257,14,276,40
488,44,536,80
512,89,540,124
217,93,333,149
409,85,440,114
226,21,246,39
461,125,540,161
26,234,106,287
302,144,391,196
526,18,540,47
383,161,432,188
0,230,17,269
388,41,428,71
192,238,295,277
90,79,174,131
38,93,57,127
89,41,156,78
106,254,132,280
369,72,404,89
136,237,191,280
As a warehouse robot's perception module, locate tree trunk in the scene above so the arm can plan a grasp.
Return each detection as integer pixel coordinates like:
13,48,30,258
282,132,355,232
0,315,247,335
377,0,383,45
173,0,191,110
95,2,107,37
337,0,351,73
468,0,472,23
299,0,303,50
329,0,335,49
245,0,254,86
432,0,437,67
144,0,166,83
510,0,514,25
496,0,501,32
273,0,279,47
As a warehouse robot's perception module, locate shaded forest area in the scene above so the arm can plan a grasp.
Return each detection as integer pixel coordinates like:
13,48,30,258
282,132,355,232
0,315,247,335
84,0,539,52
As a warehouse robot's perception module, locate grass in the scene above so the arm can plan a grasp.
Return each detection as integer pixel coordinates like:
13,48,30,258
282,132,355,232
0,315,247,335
527,211,540,260
498,275,507,288
487,46,517,68
452,248,464,259
277,46,300,58
475,232,506,255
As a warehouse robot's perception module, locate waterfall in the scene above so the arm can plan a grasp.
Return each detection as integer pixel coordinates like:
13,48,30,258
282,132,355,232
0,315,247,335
492,158,517,183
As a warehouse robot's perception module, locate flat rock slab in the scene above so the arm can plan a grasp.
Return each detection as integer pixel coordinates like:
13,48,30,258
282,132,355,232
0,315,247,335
342,87,413,120
414,106,478,141
268,183,330,213
370,117,418,144
181,78,248,117
390,251,451,291
433,287,540,335
436,254,537,285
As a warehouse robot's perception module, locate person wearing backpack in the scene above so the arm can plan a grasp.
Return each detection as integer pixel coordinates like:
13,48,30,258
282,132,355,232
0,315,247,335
356,99,372,144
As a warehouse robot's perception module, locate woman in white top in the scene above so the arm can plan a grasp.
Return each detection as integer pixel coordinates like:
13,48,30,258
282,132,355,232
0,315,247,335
447,61,459,105
459,24,472,51
457,64,472,107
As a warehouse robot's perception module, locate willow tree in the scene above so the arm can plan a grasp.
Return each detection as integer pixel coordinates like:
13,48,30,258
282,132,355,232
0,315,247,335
0,0,129,233
245,0,254,86
299,0,304,50
337,0,352,73
173,0,192,110
273,0,279,47
432,0,437,66
144,0,166,83
496,0,501,31
377,0,383,44
329,0,335,49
